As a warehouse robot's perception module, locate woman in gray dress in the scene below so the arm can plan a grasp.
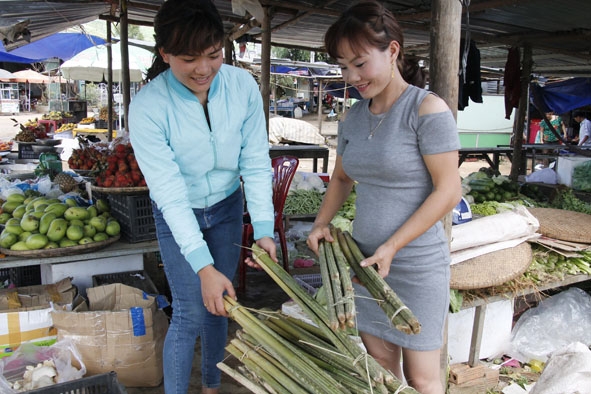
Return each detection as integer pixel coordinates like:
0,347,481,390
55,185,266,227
306,1,462,393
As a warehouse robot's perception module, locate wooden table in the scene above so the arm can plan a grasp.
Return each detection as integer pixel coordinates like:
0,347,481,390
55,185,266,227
270,145,329,173
0,240,159,269
458,147,518,172
460,273,591,366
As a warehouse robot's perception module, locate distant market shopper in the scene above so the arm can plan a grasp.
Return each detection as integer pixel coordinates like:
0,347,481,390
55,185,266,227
574,110,591,145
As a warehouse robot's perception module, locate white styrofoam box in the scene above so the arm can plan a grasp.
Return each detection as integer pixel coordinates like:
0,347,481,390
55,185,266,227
40,254,143,297
555,156,591,187
447,299,513,364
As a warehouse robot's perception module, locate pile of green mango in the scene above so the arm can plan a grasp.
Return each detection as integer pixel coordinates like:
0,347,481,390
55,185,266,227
0,193,121,251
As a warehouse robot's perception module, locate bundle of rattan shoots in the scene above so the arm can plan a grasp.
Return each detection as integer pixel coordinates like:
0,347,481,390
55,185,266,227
317,225,356,330
334,228,421,335
219,243,420,394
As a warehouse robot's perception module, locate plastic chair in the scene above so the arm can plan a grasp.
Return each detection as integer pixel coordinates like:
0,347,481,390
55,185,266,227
237,155,299,293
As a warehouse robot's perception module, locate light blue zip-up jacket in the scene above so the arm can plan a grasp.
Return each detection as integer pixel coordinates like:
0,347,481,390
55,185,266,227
128,64,274,273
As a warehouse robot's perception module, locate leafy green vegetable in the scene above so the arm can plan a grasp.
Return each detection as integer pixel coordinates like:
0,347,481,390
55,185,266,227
449,289,463,313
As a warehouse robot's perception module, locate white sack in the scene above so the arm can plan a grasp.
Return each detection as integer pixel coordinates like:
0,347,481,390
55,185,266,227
450,205,539,253
530,342,591,394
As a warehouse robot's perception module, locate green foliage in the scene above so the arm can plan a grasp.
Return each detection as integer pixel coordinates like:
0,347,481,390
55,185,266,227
550,189,591,214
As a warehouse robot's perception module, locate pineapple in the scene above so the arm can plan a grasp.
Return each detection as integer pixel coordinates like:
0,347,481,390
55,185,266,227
53,172,78,193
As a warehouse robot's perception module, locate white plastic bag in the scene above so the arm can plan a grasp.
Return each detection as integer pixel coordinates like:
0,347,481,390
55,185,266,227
530,342,591,394
0,339,86,393
508,287,591,363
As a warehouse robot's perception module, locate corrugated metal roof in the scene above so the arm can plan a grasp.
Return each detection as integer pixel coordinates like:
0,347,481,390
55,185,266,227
0,0,590,78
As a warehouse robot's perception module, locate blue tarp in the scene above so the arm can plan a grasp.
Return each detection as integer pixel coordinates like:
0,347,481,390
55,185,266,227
322,82,362,100
8,32,106,62
270,64,339,77
0,47,45,64
530,77,591,115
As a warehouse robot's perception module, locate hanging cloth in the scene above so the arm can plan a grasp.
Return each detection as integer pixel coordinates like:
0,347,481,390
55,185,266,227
504,47,521,119
458,39,483,110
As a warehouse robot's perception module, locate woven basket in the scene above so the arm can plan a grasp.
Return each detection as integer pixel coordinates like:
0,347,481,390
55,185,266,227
527,207,591,243
450,242,532,290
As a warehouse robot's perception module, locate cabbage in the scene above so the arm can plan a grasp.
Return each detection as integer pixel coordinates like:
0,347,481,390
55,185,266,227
331,215,353,233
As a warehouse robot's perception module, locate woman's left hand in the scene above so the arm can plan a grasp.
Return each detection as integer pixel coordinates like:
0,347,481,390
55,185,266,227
244,236,278,269
359,242,396,279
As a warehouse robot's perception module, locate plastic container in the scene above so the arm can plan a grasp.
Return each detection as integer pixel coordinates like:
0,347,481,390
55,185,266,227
17,144,40,160
92,270,158,295
107,193,156,243
0,266,41,287
293,273,322,296
23,371,126,394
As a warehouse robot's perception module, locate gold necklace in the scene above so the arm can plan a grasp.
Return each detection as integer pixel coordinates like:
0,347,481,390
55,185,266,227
367,115,387,140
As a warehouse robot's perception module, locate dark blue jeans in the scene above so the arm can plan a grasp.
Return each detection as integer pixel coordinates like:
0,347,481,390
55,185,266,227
152,188,242,393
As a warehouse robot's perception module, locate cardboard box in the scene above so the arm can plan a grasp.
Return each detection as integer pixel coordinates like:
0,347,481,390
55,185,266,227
0,278,77,358
40,254,143,297
51,283,168,387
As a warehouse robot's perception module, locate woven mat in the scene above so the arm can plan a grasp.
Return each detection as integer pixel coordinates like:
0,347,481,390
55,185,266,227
450,242,532,290
527,208,591,243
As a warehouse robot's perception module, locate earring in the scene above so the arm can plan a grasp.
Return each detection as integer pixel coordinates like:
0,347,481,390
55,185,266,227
391,63,395,79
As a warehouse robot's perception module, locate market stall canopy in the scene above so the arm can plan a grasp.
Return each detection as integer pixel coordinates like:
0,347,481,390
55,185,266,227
530,78,591,115
0,46,45,64
10,69,49,83
60,42,153,83
9,32,106,62
0,68,15,81
3,1,591,79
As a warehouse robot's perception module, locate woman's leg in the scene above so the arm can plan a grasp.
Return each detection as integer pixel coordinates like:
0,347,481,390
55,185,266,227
198,189,243,389
154,188,243,393
402,347,444,394
154,204,202,394
360,332,403,379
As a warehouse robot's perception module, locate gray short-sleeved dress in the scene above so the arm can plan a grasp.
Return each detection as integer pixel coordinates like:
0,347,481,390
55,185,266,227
337,85,460,351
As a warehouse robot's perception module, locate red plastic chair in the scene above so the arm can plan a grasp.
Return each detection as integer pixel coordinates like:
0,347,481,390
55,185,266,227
237,155,299,293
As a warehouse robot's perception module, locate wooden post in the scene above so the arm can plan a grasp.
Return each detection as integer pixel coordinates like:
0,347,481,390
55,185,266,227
317,80,323,133
224,37,233,65
119,0,130,133
429,0,462,390
260,5,272,132
106,21,114,141
510,44,532,180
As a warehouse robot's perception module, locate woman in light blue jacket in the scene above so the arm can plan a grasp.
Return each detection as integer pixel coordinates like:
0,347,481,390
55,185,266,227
128,1,276,393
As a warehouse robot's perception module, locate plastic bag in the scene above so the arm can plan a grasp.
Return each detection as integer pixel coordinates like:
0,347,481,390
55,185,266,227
508,287,591,363
530,342,591,394
0,339,86,393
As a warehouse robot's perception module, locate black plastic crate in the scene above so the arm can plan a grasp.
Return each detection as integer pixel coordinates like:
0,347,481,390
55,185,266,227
0,266,41,287
18,144,40,159
92,270,158,295
23,371,127,394
107,193,156,243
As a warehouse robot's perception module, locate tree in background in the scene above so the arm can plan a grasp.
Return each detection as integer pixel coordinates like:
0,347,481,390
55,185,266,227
272,47,331,63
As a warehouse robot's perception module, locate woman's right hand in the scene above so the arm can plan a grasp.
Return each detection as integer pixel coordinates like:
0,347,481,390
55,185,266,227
306,223,334,255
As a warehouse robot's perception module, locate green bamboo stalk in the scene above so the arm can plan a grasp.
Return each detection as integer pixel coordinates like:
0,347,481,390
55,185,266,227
226,341,296,394
224,296,352,394
338,230,421,335
318,241,340,330
262,319,377,394
323,238,347,327
284,315,330,342
329,225,356,328
216,361,273,394
250,244,418,393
